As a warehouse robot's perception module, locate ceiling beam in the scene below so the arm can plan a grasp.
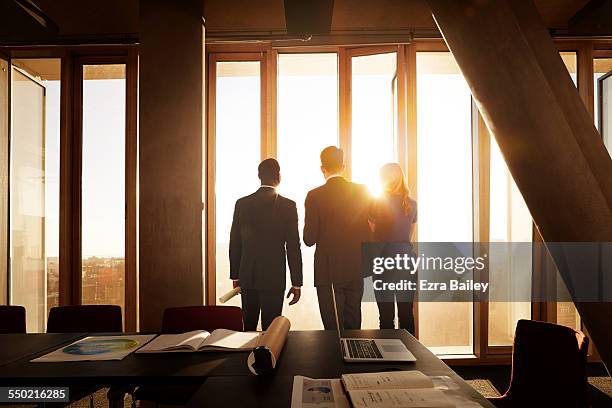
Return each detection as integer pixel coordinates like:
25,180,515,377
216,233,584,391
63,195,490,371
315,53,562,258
569,0,612,36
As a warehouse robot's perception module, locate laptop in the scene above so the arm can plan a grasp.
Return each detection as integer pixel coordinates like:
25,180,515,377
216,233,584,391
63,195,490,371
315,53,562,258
331,284,416,363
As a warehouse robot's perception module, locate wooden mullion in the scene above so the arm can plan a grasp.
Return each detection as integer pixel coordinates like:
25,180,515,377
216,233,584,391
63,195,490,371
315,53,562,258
205,56,218,305
124,47,138,331
338,48,351,178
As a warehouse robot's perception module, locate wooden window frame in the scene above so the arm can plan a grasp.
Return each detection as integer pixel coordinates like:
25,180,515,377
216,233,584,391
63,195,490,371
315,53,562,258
0,46,138,331
73,54,138,331
0,54,8,306
205,52,268,305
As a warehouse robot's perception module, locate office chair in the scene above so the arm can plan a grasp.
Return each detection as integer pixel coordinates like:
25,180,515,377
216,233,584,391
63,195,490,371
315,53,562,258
489,319,590,408
47,305,123,333
160,305,244,333
0,305,26,333
133,305,244,406
47,305,123,408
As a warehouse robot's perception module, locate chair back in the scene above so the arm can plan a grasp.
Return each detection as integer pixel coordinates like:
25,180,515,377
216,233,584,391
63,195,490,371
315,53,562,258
161,306,244,333
0,306,26,334
503,319,589,407
47,305,123,333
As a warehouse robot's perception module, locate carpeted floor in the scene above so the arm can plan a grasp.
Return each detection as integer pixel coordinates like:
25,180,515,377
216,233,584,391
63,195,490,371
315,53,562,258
455,363,612,407
464,379,501,398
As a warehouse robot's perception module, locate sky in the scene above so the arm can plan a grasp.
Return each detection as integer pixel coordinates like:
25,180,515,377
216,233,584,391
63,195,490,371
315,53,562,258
42,78,126,259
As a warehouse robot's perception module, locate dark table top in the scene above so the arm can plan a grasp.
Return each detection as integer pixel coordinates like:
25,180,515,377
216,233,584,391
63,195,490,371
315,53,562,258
186,330,495,408
0,330,494,408
0,333,84,368
0,332,248,386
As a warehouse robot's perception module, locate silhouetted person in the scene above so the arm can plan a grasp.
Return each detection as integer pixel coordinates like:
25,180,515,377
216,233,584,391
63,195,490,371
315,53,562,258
304,147,371,329
230,158,303,331
369,163,417,334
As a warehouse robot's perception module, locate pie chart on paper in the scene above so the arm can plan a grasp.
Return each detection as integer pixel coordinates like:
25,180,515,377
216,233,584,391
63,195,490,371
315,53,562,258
63,338,141,355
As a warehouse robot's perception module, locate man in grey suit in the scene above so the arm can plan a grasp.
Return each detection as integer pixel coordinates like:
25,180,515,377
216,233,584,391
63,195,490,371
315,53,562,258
304,147,371,330
230,158,303,331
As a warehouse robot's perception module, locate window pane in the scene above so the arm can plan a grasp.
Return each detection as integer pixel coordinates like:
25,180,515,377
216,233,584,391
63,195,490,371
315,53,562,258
215,61,261,307
10,59,60,332
594,58,612,150
488,137,532,346
600,71,612,154
560,52,577,86
351,52,398,194
557,53,582,331
277,53,338,330
350,52,400,329
81,64,126,314
416,52,473,354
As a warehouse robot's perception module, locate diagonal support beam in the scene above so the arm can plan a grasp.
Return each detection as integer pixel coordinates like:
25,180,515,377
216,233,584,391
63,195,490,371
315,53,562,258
426,0,612,369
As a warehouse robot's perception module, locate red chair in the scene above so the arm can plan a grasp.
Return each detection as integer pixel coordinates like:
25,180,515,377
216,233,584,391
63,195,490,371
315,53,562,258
489,319,590,408
0,306,26,334
46,305,123,407
134,305,244,406
47,305,123,333
161,305,244,333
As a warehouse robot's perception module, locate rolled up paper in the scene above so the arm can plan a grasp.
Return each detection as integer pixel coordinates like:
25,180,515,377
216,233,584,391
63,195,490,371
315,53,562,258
247,316,290,375
218,286,241,303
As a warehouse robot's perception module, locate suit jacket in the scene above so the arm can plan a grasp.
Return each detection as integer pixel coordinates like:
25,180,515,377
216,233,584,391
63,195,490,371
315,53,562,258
303,177,372,286
229,187,303,290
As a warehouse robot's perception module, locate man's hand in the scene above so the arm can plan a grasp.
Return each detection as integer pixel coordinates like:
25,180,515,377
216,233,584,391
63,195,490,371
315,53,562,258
232,280,240,289
286,287,301,305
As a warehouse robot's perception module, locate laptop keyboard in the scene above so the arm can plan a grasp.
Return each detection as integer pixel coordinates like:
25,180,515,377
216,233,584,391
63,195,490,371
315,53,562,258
346,339,384,359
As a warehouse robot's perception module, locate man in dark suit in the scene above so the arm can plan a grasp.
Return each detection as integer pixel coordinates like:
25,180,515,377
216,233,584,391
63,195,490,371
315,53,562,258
304,147,371,330
230,158,303,331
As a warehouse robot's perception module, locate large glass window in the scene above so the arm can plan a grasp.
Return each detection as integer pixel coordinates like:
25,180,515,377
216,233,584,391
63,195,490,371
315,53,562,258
416,52,474,354
277,53,338,330
351,52,398,194
556,53,581,331
488,136,532,346
10,59,60,332
594,57,612,154
214,61,261,307
81,64,126,314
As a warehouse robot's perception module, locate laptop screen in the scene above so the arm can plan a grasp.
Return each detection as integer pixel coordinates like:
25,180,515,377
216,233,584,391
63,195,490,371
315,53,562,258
330,283,343,345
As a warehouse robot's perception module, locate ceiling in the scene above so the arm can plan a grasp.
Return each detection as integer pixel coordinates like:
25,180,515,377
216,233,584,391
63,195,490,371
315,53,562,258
13,0,598,41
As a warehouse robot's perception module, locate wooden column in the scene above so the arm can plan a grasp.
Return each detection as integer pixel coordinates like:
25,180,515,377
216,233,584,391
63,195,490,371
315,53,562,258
59,53,79,306
139,0,204,331
426,0,612,368
0,57,7,304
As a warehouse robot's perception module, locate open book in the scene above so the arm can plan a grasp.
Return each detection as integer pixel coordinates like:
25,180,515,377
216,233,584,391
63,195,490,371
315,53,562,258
136,329,261,353
341,371,455,408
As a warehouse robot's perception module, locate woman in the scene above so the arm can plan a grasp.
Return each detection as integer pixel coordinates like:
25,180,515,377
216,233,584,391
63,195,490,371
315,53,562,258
369,163,417,334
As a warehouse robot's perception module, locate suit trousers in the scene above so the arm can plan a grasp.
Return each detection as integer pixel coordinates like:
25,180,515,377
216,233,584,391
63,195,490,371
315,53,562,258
373,269,415,334
241,288,285,331
316,279,364,330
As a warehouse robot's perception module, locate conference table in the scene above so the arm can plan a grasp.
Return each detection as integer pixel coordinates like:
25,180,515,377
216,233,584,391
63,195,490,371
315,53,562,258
0,330,495,407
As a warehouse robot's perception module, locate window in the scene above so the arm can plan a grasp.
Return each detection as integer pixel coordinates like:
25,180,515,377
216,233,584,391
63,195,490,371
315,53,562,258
560,52,578,86
205,43,597,357
488,136,532,346
594,57,612,153
213,60,262,308
81,64,126,314
349,50,400,329
350,51,398,194
416,52,474,354
556,52,581,331
277,53,338,330
10,59,60,332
